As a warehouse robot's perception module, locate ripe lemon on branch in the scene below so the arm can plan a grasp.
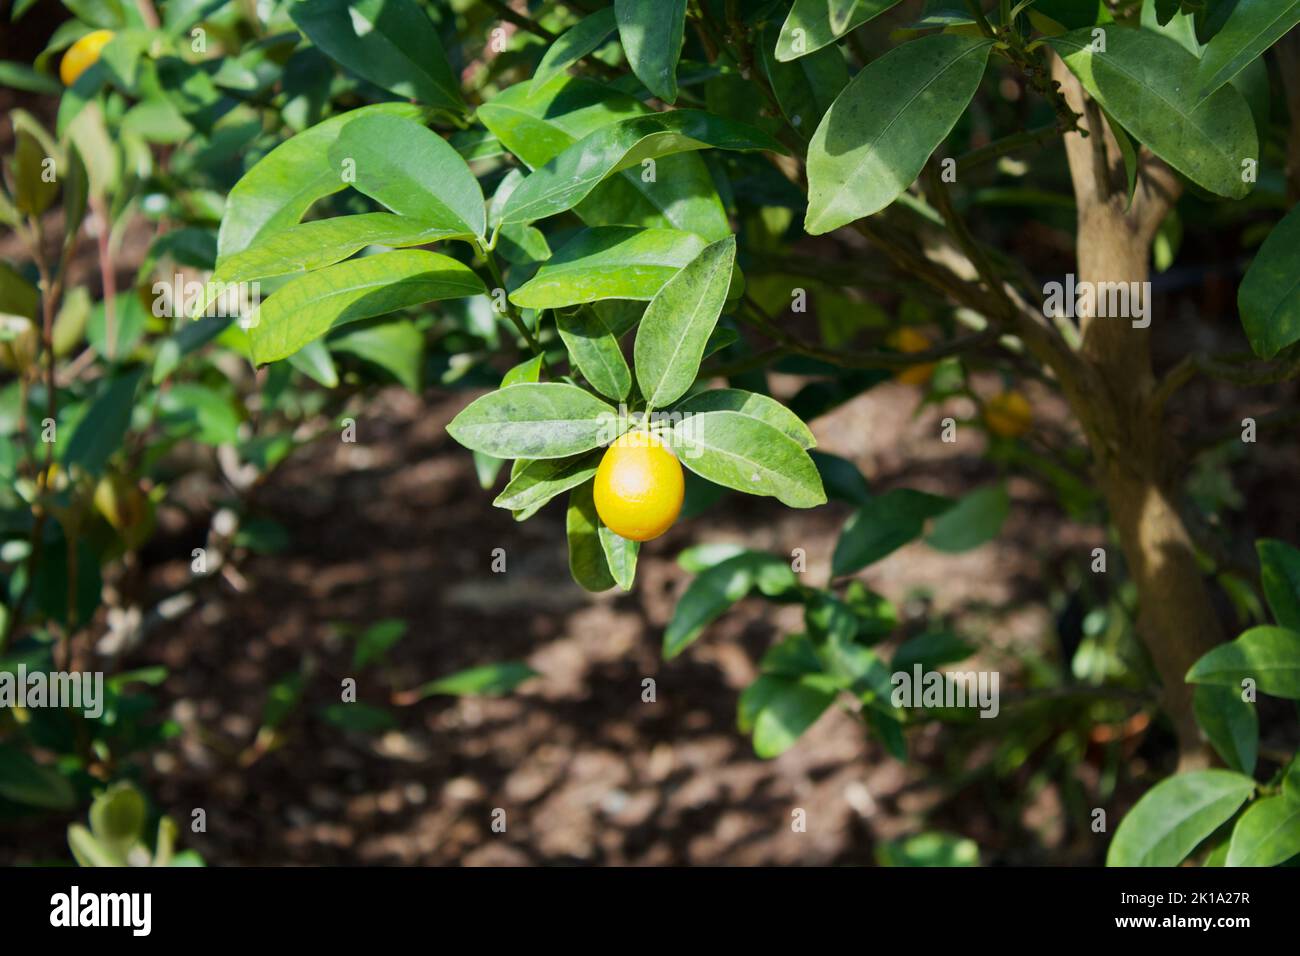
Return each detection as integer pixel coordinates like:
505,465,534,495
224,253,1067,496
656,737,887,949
593,431,684,542
60,30,114,86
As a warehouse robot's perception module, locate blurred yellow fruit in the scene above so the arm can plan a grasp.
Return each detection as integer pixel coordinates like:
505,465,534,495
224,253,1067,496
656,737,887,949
984,390,1033,438
593,430,684,542
60,29,115,87
889,327,935,386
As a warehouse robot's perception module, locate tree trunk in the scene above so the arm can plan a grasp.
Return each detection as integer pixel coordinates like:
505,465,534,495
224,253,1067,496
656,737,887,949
1052,58,1221,768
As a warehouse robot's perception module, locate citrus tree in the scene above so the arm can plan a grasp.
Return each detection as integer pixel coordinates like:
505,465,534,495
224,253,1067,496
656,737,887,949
2,0,1300,866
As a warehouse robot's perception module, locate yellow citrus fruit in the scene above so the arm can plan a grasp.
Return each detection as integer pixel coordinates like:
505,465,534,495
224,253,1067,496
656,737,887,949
60,29,115,87
592,430,684,542
984,390,1033,438
888,327,935,386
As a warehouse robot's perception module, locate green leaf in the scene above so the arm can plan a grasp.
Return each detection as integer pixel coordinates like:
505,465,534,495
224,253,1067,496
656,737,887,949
776,0,903,62
0,744,76,809
447,383,619,459
533,7,617,92
1107,769,1255,866
353,618,406,669
761,633,826,677
68,825,124,867
676,389,816,449
1193,684,1258,775
503,112,780,225
510,226,707,309
1226,796,1300,867
1186,626,1300,699
805,33,994,234
568,480,616,592
599,525,639,591
63,368,144,476
329,114,485,240
1047,27,1257,200
289,0,462,112
410,661,538,698
319,703,397,734
669,411,826,508
892,631,975,674
809,450,871,505
13,130,58,216
634,236,736,409
1197,0,1300,100
502,354,545,387
246,249,484,365
217,102,423,260
493,451,602,515
877,832,980,866
832,488,953,576
1258,538,1300,631
614,0,686,103
88,292,146,361
556,308,632,401
329,319,424,391
665,551,796,658
759,23,849,135
478,76,729,240
1238,204,1300,359
89,782,146,858
207,214,468,296
925,483,1009,553
1285,754,1300,806
739,674,836,758
287,339,339,387
0,61,61,95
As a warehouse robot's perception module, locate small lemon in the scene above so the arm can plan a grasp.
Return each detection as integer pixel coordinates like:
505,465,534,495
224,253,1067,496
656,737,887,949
60,29,115,87
888,327,935,386
592,430,684,542
984,390,1032,438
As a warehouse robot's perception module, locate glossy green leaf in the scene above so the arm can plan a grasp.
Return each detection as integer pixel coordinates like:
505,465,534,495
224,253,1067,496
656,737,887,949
493,451,602,514
13,130,58,216
533,7,617,91
217,102,422,260
287,338,339,387
776,0,903,62
1257,538,1300,631
478,76,729,239
669,410,826,508
447,383,620,459
1107,769,1255,866
1048,27,1257,200
1238,204,1300,358
805,34,994,234
832,488,953,576
410,661,538,698
556,308,632,401
208,214,467,295
635,237,736,409
246,249,484,364
665,551,797,658
1197,0,1300,100
614,0,686,103
503,112,781,225
1193,684,1258,775
289,0,462,112
329,114,485,240
599,525,639,591
892,631,975,674
1186,626,1300,699
88,292,146,361
511,227,707,309
739,674,836,758
810,450,871,505
676,388,816,449
760,23,849,135
1226,796,1300,867
925,483,1009,553
568,481,616,592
